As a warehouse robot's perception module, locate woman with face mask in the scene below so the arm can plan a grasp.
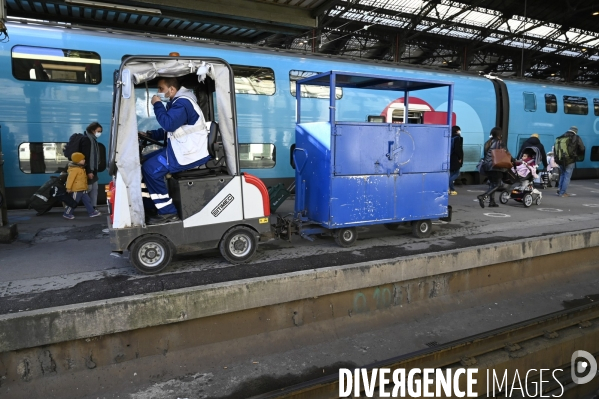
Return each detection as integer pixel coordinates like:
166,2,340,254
81,121,104,209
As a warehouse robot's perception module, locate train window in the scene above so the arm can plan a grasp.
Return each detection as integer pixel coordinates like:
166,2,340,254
239,144,276,169
18,142,106,174
563,96,588,115
594,99,599,116
12,45,101,84
523,92,536,112
545,94,557,113
591,147,599,162
231,65,275,95
289,70,343,99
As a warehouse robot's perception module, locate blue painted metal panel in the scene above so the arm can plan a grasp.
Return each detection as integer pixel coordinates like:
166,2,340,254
294,122,332,224
329,175,395,226
394,173,448,222
334,123,449,176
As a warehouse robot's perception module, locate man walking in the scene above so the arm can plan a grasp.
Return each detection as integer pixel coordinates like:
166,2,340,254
554,126,585,197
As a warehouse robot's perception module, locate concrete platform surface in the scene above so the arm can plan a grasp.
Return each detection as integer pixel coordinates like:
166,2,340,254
1,180,599,313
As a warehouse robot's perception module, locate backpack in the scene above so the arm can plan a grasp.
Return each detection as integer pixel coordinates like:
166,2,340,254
63,133,85,160
554,135,576,166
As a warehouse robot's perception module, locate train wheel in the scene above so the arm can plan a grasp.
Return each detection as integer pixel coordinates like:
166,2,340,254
129,234,174,274
412,219,432,238
523,194,533,208
220,226,257,264
499,191,510,204
334,227,357,247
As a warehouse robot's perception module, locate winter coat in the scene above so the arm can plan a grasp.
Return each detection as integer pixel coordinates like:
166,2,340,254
482,139,511,173
449,135,464,172
148,86,203,167
66,163,89,192
80,133,106,183
555,131,585,166
517,137,547,169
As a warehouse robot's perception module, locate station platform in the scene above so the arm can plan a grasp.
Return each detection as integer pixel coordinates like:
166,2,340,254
2,179,599,313
2,180,599,398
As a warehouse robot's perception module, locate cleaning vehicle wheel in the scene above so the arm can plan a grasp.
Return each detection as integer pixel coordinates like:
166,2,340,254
523,194,533,208
334,227,357,247
412,219,432,238
499,191,510,204
129,234,174,274
220,226,257,264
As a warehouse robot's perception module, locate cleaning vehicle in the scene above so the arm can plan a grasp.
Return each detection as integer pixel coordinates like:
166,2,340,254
108,57,453,274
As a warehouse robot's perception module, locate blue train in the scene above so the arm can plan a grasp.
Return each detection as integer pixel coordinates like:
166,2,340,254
1,21,598,208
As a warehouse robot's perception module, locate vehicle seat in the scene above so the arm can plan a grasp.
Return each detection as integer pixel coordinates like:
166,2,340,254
171,121,226,179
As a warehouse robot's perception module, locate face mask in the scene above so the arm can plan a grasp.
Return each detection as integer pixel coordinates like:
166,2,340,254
156,92,169,102
95,133,102,139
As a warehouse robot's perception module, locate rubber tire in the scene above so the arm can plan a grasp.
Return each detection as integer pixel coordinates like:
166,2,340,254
129,234,174,274
334,227,357,247
219,226,258,264
412,219,432,238
383,223,401,231
499,191,510,204
535,196,542,205
523,194,533,208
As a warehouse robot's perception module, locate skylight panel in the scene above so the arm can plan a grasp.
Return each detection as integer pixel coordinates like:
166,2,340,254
528,26,557,37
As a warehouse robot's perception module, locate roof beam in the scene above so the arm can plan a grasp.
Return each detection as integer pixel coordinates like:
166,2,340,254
8,9,262,43
311,0,343,18
89,0,317,29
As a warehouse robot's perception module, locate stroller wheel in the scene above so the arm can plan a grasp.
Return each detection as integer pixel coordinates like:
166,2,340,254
523,194,534,208
499,191,510,204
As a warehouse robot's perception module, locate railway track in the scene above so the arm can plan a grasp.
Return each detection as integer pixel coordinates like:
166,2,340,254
252,301,599,398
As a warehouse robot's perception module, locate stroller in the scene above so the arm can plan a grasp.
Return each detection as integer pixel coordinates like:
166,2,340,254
498,147,543,207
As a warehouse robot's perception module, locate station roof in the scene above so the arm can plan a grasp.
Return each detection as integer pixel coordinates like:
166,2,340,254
3,0,599,84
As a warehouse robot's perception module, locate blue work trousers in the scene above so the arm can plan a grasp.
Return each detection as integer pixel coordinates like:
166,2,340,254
141,148,211,215
558,163,575,195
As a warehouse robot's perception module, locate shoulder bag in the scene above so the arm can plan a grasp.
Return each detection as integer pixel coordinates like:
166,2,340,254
490,148,512,169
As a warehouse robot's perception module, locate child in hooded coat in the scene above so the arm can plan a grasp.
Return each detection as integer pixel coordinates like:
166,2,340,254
63,152,101,220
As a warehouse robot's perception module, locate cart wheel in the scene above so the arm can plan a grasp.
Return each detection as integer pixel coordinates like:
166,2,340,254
220,226,257,264
535,196,542,205
129,234,174,274
499,191,510,204
384,223,401,231
412,219,432,238
334,227,357,247
523,194,533,208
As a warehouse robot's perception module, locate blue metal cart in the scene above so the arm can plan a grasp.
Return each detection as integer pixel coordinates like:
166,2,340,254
290,71,453,246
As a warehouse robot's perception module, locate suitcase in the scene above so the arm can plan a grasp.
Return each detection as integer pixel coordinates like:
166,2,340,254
28,173,75,215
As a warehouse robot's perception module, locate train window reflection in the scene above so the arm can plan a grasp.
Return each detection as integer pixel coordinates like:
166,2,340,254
563,95,588,115
523,92,536,112
12,45,101,84
18,142,106,174
289,70,343,99
231,65,275,96
591,146,599,162
594,99,599,116
239,144,276,169
545,94,557,113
